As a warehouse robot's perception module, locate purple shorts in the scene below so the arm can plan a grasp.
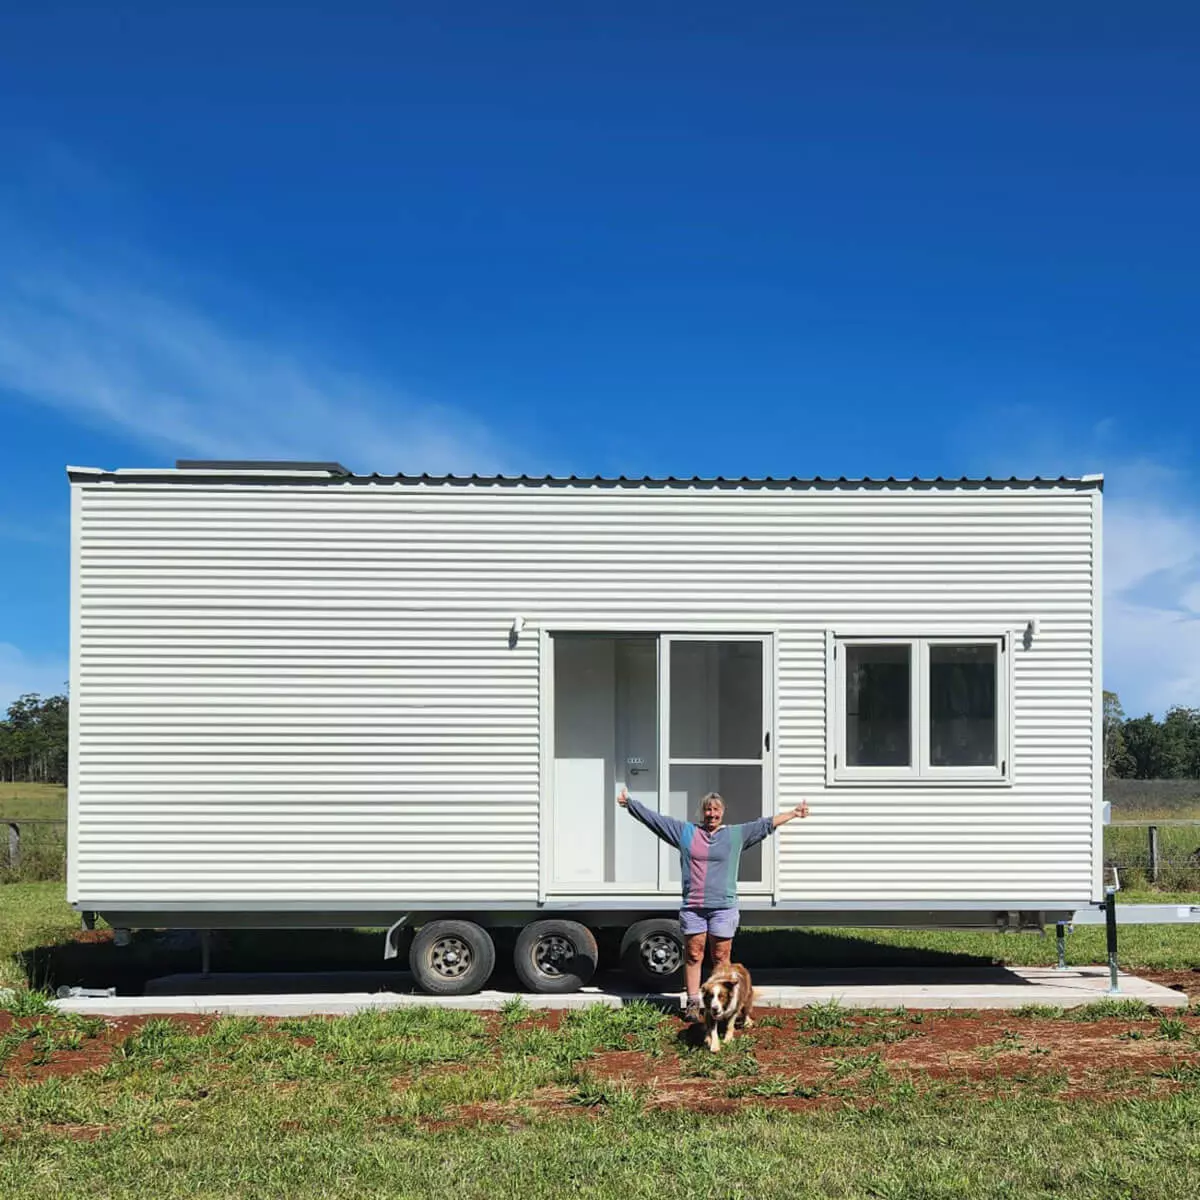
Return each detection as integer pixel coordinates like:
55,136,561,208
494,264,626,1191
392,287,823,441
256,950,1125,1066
679,907,740,939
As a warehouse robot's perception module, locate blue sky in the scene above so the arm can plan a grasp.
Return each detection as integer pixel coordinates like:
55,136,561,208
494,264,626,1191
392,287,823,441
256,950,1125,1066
1,2,1198,717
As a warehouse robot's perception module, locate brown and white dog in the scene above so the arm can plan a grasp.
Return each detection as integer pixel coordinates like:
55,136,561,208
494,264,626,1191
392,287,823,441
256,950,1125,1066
699,962,754,1052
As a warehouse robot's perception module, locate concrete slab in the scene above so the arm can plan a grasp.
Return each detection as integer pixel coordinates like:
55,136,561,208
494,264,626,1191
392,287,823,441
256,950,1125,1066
51,965,1186,1017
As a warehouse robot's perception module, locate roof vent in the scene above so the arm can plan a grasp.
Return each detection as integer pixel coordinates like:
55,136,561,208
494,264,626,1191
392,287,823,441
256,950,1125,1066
175,460,350,475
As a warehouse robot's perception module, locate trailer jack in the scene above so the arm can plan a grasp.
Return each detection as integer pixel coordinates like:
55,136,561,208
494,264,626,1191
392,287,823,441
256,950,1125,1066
1105,888,1120,995
1054,922,1070,970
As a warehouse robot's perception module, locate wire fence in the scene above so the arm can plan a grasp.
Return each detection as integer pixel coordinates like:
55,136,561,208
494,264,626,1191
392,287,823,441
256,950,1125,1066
1104,821,1200,891
2,819,67,884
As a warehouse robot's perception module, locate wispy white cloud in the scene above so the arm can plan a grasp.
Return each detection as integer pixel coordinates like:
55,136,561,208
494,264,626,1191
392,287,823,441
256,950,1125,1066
0,148,528,710
960,407,1200,717
0,144,518,475
1102,465,1200,718
0,269,510,473
0,643,68,707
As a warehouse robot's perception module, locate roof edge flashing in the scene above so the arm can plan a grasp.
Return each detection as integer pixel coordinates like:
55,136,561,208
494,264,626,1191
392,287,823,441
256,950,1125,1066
66,468,1101,489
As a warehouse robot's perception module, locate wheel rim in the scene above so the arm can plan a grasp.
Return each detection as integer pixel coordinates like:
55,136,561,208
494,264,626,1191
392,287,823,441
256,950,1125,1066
429,936,472,979
640,932,682,975
533,933,576,978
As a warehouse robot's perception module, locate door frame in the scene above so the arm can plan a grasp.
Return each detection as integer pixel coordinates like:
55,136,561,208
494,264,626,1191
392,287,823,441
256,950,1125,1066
539,626,778,902
660,634,776,897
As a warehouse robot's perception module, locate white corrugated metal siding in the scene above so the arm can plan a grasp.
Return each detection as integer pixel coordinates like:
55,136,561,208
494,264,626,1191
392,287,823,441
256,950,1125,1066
70,478,1098,909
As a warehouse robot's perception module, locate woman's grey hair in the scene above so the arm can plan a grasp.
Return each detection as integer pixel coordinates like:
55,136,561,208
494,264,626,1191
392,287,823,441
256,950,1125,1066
698,791,725,816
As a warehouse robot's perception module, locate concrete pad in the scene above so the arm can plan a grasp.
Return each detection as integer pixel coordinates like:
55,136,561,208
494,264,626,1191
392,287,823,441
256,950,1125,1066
51,965,1186,1017
744,966,1187,1010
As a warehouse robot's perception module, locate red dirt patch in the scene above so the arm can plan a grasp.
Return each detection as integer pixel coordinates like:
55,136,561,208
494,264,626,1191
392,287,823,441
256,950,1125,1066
45,1123,114,1142
406,1008,1200,1129
0,1013,217,1083
421,1102,538,1133
484,1009,572,1034
524,1011,1200,1123
69,929,115,946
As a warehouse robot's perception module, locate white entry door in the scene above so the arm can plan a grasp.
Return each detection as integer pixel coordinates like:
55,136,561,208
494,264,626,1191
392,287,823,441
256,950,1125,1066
660,636,774,894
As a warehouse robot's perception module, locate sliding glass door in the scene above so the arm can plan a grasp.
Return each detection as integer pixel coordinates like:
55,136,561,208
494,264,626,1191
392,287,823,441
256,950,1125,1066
546,632,774,895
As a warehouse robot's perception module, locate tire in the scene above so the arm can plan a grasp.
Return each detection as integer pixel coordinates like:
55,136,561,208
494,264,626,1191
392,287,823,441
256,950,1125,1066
513,920,599,993
409,920,497,996
620,918,684,989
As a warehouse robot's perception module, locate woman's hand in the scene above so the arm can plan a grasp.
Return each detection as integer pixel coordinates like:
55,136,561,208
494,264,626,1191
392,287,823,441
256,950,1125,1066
617,787,630,808
772,799,810,828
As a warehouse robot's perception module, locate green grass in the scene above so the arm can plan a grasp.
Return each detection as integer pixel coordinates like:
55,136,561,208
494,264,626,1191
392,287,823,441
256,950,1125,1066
0,785,67,884
2,1096,1194,1199
1106,787,1200,892
1106,819,1200,892
2,1001,1200,1199
0,883,81,992
0,783,66,821
1119,890,1200,903
1106,780,1200,818
1,877,1199,1200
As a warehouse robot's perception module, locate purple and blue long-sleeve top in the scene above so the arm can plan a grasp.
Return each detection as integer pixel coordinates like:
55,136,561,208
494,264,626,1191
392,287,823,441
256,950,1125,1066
623,796,776,910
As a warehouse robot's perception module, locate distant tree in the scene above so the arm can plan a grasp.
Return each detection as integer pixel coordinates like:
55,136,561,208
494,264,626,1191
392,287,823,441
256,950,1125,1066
1102,691,1134,778
0,692,69,784
1120,714,1170,780
1161,706,1200,779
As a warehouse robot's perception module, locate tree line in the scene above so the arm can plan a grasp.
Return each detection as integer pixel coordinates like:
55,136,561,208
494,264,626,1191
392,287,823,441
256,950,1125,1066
0,693,69,784
1104,692,1200,780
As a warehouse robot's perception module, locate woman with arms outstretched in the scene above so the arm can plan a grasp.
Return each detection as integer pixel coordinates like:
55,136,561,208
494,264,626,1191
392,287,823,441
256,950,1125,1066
617,787,810,1022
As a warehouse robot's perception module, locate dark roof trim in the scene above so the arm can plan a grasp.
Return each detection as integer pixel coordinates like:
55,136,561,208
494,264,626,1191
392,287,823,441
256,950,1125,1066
68,467,1104,491
176,459,350,474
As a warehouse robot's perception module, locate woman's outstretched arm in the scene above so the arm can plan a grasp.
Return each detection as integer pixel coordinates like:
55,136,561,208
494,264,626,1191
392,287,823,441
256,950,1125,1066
617,787,688,849
741,800,811,848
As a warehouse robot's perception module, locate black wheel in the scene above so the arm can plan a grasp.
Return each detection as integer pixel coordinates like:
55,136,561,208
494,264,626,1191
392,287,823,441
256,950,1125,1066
409,920,496,995
513,920,599,993
620,918,684,989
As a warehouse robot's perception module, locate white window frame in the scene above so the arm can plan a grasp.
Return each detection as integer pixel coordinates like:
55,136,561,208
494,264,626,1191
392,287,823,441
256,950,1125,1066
826,630,1012,787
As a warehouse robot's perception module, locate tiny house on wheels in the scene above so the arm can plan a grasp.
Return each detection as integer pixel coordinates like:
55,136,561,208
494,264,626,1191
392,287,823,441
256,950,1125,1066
67,464,1105,995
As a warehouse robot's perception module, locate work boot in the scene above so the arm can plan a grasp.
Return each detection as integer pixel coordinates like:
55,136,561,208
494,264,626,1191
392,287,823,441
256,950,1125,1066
682,998,702,1023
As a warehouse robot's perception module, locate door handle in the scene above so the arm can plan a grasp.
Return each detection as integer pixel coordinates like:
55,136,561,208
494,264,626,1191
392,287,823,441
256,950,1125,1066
764,731,771,751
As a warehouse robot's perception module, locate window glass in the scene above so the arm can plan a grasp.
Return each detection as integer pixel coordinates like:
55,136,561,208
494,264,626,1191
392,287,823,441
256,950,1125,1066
845,644,911,767
669,641,762,759
929,643,997,767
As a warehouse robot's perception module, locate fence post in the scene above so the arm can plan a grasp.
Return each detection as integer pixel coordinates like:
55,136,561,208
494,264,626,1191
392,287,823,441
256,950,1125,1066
6,822,18,870
1148,825,1160,883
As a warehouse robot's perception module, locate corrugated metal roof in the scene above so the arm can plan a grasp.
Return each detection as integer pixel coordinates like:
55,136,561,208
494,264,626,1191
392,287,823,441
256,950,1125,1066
67,465,1104,489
